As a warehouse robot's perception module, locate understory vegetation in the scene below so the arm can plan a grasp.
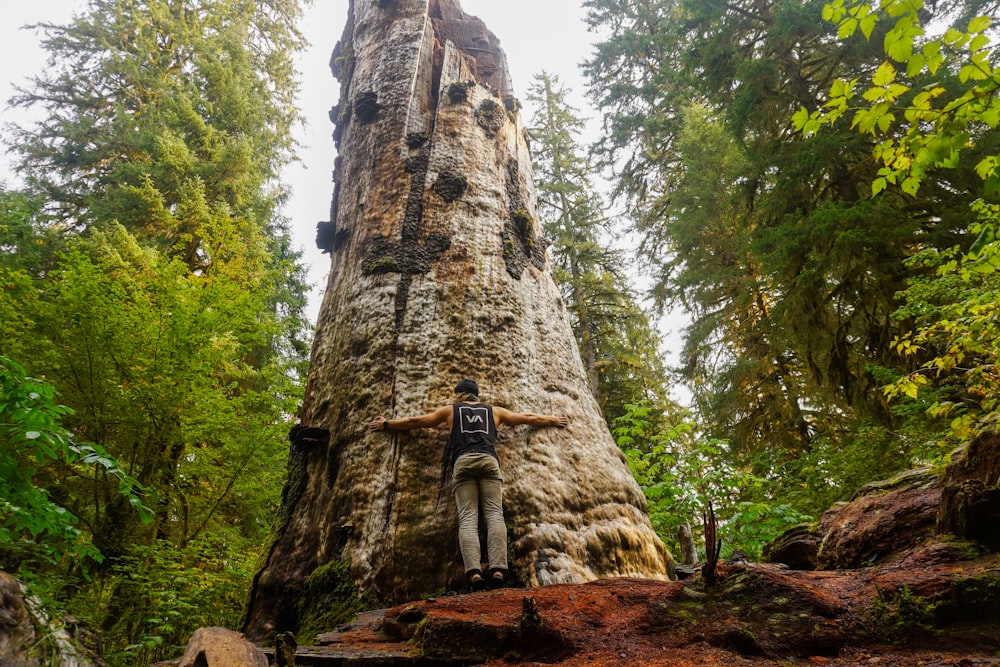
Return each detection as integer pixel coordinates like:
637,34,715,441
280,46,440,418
1,1,308,663
539,0,999,560
0,0,997,662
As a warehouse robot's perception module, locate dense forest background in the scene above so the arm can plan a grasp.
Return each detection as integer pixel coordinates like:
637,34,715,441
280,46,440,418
1,0,997,664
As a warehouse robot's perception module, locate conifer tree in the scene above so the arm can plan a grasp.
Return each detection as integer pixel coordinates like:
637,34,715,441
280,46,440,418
1,1,309,657
582,0,983,475
527,72,673,426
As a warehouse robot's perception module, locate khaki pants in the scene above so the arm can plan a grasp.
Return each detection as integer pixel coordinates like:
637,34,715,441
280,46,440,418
452,453,507,573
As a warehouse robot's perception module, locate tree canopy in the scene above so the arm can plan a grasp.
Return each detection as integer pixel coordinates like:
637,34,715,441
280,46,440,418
582,0,991,485
794,0,1000,445
0,1,309,662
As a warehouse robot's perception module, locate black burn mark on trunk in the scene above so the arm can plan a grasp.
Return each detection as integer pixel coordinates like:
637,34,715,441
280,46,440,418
361,144,451,330
402,145,431,240
353,91,381,124
326,437,345,490
433,171,468,202
476,98,505,137
279,426,330,532
381,436,405,560
395,274,413,331
437,442,454,507
502,158,547,279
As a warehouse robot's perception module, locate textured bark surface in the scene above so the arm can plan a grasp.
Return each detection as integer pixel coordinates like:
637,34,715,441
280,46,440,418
243,0,672,642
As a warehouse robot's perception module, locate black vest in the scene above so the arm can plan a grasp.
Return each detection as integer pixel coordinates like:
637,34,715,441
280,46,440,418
449,403,498,464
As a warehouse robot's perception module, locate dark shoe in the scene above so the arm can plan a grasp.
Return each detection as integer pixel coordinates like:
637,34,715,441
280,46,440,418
489,569,505,590
468,570,486,592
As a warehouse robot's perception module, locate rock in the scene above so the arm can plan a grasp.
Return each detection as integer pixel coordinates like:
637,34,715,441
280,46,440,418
816,466,942,569
243,0,673,641
175,627,267,667
0,571,37,667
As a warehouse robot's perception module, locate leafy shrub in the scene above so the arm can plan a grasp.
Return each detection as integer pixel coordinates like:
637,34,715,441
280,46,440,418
0,356,147,568
89,538,258,667
613,400,813,561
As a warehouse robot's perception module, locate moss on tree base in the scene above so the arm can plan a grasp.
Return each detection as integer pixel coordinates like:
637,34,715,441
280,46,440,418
296,559,366,643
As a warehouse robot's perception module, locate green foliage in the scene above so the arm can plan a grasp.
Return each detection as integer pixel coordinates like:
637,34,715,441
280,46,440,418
9,0,306,260
863,584,938,644
0,356,148,568
795,0,998,199
2,224,297,556
0,186,60,273
884,204,1000,444
83,538,258,667
749,421,913,516
613,401,812,560
527,72,676,426
799,0,1000,444
583,0,987,497
0,0,310,656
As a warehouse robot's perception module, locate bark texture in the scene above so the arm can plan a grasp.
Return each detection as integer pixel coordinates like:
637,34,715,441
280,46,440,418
244,0,673,641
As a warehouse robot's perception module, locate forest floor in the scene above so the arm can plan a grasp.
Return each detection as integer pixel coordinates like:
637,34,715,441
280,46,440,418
287,545,1000,667
248,434,1000,667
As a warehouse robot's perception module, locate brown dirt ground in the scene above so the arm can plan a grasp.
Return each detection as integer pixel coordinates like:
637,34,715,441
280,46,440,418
314,552,1000,666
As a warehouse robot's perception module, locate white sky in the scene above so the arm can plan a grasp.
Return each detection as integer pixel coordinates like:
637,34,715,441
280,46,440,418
0,0,597,323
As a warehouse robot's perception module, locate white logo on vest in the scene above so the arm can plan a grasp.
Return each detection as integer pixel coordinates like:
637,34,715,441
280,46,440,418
459,405,490,434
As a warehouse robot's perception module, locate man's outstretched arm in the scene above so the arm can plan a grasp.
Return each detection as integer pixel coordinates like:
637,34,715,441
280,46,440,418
368,404,451,431
493,406,568,429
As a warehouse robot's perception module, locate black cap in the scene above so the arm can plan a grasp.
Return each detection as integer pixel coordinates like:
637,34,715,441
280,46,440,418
454,378,479,396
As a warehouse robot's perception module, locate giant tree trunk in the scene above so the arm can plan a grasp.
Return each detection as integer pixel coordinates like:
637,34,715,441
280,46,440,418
243,0,673,641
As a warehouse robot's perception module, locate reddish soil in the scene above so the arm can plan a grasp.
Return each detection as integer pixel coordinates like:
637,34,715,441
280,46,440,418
307,543,1000,666
282,435,1000,666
